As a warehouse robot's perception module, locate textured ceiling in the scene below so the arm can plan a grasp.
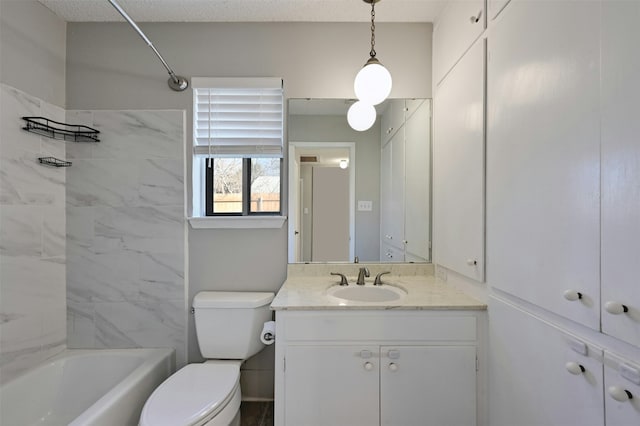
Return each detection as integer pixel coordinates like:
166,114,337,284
38,0,447,23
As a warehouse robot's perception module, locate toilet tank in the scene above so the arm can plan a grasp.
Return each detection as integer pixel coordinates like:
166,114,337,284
193,291,275,359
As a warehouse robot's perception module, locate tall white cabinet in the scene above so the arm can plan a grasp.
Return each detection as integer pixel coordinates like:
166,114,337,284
379,99,431,262
486,0,601,329
432,0,640,425
433,40,485,282
600,0,640,348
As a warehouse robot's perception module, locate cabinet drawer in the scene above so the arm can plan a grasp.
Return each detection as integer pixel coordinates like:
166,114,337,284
433,0,484,85
284,313,476,342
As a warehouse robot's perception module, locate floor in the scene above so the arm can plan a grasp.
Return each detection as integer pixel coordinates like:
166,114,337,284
240,401,274,426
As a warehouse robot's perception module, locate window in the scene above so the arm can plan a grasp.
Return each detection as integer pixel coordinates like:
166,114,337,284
192,78,283,218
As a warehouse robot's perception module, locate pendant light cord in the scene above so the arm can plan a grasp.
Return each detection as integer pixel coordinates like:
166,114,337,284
369,1,376,58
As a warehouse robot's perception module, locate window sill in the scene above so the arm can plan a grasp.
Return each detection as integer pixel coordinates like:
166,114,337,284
188,216,287,229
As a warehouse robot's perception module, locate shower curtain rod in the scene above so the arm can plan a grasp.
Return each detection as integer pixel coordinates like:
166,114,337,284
107,0,189,91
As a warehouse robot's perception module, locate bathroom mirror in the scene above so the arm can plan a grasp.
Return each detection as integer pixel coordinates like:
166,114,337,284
287,98,432,264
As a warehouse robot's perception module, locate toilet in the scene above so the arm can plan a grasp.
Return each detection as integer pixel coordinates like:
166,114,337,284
139,291,275,426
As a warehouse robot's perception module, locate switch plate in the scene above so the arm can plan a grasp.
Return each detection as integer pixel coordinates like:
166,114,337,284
358,200,373,211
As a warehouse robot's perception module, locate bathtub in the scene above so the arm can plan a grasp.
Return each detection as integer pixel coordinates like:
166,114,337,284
0,348,174,426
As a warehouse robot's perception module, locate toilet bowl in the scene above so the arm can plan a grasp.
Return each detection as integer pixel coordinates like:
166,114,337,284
139,361,242,426
139,291,275,426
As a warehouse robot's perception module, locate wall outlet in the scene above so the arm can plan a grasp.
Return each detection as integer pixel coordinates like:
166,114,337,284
357,200,373,211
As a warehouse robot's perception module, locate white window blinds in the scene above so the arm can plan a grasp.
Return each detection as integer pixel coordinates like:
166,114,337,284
192,77,284,158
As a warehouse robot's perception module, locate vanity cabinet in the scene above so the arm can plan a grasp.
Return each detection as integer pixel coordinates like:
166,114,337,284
274,310,480,426
433,39,484,282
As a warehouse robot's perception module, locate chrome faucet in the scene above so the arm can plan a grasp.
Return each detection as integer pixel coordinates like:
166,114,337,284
356,267,370,285
330,272,349,286
373,271,391,286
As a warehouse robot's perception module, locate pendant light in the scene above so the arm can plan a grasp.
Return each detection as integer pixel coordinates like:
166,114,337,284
347,101,377,132
354,0,392,106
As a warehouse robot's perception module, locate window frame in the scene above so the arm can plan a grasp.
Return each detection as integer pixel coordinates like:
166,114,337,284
204,157,283,217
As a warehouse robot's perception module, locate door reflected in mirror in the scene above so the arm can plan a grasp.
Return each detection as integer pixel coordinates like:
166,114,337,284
287,98,431,264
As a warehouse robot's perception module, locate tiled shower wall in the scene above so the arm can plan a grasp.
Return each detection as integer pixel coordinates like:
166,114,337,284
65,109,187,367
0,84,67,384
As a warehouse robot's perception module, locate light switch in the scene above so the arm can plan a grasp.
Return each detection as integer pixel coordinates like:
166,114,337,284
358,200,373,211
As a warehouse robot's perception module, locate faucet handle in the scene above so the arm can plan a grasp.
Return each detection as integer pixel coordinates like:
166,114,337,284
330,272,349,286
373,271,391,286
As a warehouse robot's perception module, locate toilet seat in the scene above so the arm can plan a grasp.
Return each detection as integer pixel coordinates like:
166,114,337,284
139,362,241,426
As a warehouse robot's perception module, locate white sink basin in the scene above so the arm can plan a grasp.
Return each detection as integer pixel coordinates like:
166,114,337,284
327,284,406,303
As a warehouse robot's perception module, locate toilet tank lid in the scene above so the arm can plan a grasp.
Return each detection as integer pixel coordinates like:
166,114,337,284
193,291,275,309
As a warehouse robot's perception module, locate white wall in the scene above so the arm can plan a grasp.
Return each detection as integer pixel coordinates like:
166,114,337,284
65,21,432,398
0,0,67,383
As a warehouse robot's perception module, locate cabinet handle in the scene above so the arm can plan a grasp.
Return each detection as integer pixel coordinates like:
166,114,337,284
403,240,408,245
605,301,629,315
563,289,583,301
466,259,477,266
388,363,398,372
469,10,482,24
608,386,633,402
364,362,374,371
565,362,585,375
387,127,394,134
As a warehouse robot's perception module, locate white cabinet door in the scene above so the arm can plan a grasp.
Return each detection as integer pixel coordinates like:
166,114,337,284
433,40,485,282
284,345,379,426
604,353,640,426
489,297,605,426
381,99,405,144
601,0,640,348
380,140,392,259
433,0,485,85
380,346,476,426
486,0,600,329
404,100,431,260
388,129,405,250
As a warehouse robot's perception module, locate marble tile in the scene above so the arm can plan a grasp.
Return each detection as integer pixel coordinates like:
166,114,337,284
0,156,65,206
91,110,183,160
139,159,184,206
0,206,42,256
67,302,96,348
94,299,186,366
0,84,41,159
67,251,140,303
43,207,66,258
66,206,95,251
93,205,184,254
138,252,185,300
66,159,139,207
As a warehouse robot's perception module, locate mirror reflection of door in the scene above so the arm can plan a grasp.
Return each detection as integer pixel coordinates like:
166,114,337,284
311,167,350,262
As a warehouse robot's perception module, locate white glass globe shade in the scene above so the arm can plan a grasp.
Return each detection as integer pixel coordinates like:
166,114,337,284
354,63,392,106
347,101,376,132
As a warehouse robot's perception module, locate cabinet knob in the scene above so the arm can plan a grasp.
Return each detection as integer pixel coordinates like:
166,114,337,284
565,362,585,375
388,362,398,372
604,301,629,315
364,361,374,371
469,10,482,24
563,289,583,301
608,386,633,402
403,240,408,245
466,259,477,266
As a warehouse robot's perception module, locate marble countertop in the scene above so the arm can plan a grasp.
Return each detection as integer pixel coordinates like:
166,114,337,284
271,264,486,311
